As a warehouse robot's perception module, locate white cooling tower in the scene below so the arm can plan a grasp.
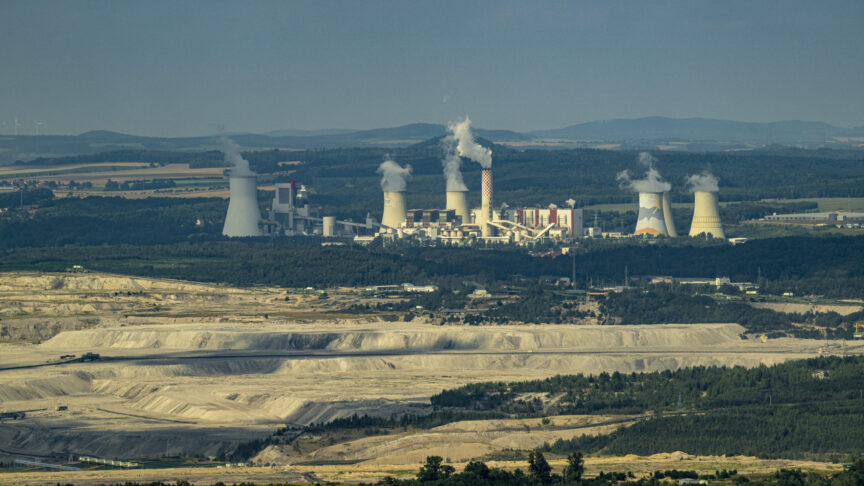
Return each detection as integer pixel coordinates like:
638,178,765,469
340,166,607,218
634,192,668,236
446,190,470,225
480,169,493,237
661,191,678,237
322,216,336,237
382,191,407,229
222,175,263,237
689,191,725,238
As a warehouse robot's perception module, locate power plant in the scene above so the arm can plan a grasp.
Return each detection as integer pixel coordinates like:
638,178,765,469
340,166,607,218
267,181,376,237
634,192,668,236
222,174,264,237
689,190,725,238
218,137,732,245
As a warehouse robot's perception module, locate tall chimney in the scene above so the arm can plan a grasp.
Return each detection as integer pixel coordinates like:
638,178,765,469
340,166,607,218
481,169,493,237
446,190,470,225
381,191,407,229
634,192,668,236
689,191,725,238
661,191,677,237
223,174,263,237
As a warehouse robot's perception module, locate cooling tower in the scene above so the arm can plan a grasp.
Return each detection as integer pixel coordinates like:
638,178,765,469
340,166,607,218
480,169,493,237
382,191,407,229
634,192,668,236
661,191,678,237
322,216,336,237
446,190,470,225
222,175,263,237
689,191,725,238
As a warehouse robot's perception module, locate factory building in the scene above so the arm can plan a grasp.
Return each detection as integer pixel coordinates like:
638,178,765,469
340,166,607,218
268,181,376,237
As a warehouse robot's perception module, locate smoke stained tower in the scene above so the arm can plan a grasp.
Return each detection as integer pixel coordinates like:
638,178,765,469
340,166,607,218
661,192,677,237
689,191,725,238
634,192,669,236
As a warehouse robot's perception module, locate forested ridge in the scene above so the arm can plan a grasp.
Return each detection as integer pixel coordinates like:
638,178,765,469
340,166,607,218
428,356,864,459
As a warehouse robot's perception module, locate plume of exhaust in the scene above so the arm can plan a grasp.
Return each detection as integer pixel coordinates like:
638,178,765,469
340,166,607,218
220,137,254,176
447,116,492,168
616,151,671,193
440,136,468,191
685,171,719,192
377,157,412,192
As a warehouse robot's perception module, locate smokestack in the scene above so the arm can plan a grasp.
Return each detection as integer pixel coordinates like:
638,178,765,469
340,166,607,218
446,190,469,225
689,191,725,238
480,169,493,237
634,192,668,236
661,192,677,237
223,175,263,237
382,191,407,229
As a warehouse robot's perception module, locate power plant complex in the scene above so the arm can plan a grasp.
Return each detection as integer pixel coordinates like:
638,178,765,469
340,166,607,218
221,128,727,244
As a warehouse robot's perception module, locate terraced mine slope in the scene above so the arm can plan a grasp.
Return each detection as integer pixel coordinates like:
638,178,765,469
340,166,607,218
0,272,861,467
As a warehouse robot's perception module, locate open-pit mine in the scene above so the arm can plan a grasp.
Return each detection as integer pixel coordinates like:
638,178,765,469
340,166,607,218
1,272,861,484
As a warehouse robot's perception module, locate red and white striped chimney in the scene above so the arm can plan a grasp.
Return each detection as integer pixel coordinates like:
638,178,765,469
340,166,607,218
481,168,493,237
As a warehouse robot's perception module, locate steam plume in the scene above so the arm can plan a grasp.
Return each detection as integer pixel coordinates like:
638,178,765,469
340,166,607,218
616,151,671,193
440,136,468,191
447,116,492,168
377,157,412,192
685,171,719,192
220,137,254,176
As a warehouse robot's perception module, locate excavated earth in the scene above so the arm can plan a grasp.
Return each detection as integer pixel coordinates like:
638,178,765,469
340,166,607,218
1,272,861,481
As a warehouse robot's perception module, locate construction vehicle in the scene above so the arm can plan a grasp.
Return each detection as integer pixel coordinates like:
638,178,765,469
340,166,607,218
854,322,864,339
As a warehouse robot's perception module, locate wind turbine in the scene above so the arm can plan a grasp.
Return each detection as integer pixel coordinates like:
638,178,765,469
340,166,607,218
34,121,44,135
13,118,21,136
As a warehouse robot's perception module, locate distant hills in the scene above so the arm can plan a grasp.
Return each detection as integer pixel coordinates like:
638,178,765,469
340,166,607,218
530,117,864,143
2,117,862,165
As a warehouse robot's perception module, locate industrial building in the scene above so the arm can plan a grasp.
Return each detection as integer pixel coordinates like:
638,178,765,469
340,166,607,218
761,211,864,227
268,181,377,237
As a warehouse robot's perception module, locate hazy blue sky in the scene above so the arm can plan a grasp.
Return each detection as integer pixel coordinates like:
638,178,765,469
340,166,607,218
1,0,862,136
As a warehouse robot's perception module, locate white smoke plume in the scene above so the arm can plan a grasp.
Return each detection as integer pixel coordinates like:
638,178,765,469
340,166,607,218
440,136,468,192
447,116,492,169
377,157,412,192
616,151,671,193
686,171,720,192
220,137,254,176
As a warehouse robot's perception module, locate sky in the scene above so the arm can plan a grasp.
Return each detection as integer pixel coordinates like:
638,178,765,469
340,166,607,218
0,0,862,137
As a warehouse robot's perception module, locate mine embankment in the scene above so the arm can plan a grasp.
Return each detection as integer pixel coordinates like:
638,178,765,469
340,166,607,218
1,271,861,464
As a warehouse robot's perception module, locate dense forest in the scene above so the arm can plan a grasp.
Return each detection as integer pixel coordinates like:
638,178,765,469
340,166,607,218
372,456,864,485
1,231,862,298
427,356,864,459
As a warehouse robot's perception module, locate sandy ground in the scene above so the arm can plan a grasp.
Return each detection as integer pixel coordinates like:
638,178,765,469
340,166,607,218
0,272,860,476
748,301,863,316
0,454,845,485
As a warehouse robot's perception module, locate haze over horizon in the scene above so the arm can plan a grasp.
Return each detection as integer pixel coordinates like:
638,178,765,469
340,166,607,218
1,0,862,137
